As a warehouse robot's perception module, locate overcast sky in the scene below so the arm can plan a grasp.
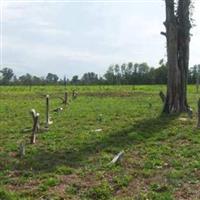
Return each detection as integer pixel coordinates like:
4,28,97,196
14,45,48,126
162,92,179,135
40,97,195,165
1,0,200,79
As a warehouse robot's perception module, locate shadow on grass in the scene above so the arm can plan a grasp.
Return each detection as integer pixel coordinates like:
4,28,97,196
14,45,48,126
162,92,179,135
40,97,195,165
17,113,179,173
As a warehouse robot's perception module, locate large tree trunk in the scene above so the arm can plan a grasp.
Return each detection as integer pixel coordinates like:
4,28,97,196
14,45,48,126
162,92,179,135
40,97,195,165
163,0,191,113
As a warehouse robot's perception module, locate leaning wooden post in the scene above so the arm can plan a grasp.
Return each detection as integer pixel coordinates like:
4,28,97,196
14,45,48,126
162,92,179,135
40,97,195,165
197,98,200,128
30,109,39,144
45,95,50,128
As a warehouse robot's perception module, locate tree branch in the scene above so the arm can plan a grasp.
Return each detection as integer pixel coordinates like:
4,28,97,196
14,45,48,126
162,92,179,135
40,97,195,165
161,31,167,37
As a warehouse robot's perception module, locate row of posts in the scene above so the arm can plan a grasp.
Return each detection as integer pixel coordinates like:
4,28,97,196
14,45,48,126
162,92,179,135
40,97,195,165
32,94,200,144
30,91,77,144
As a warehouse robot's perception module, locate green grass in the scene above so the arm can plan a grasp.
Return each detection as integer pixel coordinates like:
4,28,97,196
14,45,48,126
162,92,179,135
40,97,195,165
0,85,199,199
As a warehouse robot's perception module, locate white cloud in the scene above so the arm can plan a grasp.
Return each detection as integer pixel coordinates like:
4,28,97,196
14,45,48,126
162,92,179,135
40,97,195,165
190,0,200,66
2,1,200,78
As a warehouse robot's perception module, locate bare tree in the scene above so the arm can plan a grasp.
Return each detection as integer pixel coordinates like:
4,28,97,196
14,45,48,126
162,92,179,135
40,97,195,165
162,0,192,113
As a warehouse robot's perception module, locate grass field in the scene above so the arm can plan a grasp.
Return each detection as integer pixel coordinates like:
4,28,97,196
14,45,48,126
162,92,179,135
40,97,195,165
0,85,199,200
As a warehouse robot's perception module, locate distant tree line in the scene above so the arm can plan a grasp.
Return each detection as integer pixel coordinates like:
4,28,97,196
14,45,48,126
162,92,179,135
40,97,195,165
0,61,199,86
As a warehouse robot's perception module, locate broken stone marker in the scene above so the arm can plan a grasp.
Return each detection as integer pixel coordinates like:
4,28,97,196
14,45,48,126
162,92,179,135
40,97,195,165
19,143,25,158
30,110,40,144
72,90,78,100
187,107,193,119
110,151,124,164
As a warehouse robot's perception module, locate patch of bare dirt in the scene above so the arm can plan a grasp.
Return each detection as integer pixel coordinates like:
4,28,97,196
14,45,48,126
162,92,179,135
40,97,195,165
174,183,200,200
114,168,170,199
49,172,101,197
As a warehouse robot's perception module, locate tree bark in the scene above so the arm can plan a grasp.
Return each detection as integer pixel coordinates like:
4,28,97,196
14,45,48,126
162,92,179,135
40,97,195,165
163,0,191,113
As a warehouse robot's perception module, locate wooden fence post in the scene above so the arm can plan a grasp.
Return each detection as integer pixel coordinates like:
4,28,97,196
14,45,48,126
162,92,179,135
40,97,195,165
45,95,53,127
196,71,199,93
64,92,68,105
45,95,50,128
198,98,200,128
